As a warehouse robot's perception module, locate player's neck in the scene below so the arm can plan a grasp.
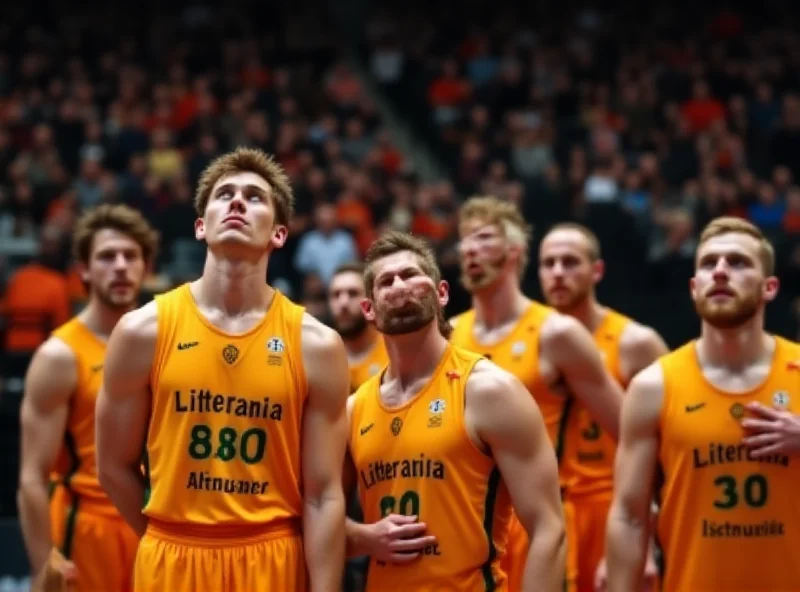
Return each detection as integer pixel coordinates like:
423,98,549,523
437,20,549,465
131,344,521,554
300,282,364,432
197,252,272,315
562,297,605,333
472,276,529,330
79,299,132,339
383,322,449,391
344,326,381,357
698,315,771,370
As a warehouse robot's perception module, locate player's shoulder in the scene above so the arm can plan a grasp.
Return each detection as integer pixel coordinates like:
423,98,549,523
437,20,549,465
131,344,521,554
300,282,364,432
113,300,159,345
448,308,474,330
465,358,526,407
301,311,345,357
30,334,79,375
619,319,667,355
539,308,588,347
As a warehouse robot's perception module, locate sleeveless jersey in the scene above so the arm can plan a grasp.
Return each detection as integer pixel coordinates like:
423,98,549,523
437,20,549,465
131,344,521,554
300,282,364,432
561,309,630,497
657,337,800,591
349,345,513,591
450,302,567,449
349,335,388,392
145,284,307,528
50,318,109,504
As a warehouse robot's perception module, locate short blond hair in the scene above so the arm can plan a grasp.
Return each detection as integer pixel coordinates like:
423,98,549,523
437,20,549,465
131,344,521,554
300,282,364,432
194,147,294,226
543,222,601,261
458,196,532,274
73,204,159,265
363,231,451,339
698,216,775,275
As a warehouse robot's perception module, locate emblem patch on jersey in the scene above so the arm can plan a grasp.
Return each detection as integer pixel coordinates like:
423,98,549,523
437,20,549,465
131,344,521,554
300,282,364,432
429,399,446,414
390,417,403,436
511,341,526,358
266,337,285,353
730,402,745,420
428,398,446,428
223,344,240,364
368,363,381,376
773,391,790,408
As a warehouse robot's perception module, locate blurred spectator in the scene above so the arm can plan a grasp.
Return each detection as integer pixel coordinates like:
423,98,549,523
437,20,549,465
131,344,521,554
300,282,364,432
294,203,358,285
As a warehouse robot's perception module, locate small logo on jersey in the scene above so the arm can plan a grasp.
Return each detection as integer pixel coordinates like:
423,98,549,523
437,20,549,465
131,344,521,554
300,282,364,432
368,363,381,377
511,341,526,358
788,360,800,371
428,398,446,428
429,399,446,414
178,341,198,350
222,344,240,364
91,364,103,373
266,337,285,354
730,402,746,420
360,423,374,436
773,391,790,408
390,417,403,436
446,371,461,380
686,402,706,413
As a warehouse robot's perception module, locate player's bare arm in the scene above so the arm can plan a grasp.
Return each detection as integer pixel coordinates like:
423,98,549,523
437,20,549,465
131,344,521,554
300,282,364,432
18,339,77,575
301,313,349,592
343,396,436,562
606,362,664,592
618,323,670,384
467,360,566,592
542,313,623,439
96,302,157,537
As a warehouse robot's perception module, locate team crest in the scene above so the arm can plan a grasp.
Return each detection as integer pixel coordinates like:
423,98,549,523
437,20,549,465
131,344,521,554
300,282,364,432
390,417,403,436
223,344,240,365
730,402,745,420
773,391,790,408
511,341,527,358
429,399,446,414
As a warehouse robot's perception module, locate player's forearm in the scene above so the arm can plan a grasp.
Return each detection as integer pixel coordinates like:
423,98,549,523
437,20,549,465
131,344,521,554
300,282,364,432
17,478,54,573
98,462,148,537
345,517,373,558
606,508,650,592
304,489,346,592
520,515,566,592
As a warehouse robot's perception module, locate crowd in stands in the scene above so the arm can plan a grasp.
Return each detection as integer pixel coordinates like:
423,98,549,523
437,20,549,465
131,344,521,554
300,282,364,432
361,0,800,345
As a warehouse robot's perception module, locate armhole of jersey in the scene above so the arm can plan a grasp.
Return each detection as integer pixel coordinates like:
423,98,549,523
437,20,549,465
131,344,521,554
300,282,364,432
457,356,496,461
613,319,630,384
148,294,170,393
656,355,672,437
290,302,309,404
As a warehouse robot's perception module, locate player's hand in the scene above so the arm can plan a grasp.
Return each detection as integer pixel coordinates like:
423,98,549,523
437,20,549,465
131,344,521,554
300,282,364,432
742,402,800,456
32,548,78,592
365,514,437,564
593,554,658,592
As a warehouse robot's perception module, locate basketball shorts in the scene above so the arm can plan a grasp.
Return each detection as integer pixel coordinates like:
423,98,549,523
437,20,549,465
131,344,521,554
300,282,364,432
500,500,579,592
134,518,306,592
568,491,612,592
49,484,139,592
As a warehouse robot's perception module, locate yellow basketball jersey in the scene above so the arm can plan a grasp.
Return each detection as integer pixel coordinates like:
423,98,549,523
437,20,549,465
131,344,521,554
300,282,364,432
145,284,306,530
349,336,388,392
657,337,800,591
450,302,567,449
561,309,630,497
50,318,109,505
349,345,513,591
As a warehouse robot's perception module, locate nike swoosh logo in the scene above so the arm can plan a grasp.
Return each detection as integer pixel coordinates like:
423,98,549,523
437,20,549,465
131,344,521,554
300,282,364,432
686,402,706,412
360,424,374,436
178,342,199,350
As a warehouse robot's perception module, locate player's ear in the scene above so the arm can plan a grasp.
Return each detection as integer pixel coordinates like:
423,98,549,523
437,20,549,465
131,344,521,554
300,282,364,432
763,275,779,302
271,223,288,249
437,280,449,308
361,298,376,322
591,258,605,283
195,217,205,241
78,261,89,284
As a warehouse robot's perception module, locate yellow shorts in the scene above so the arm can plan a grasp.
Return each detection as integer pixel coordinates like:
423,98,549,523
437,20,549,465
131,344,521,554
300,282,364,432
500,501,578,592
569,491,612,592
134,519,306,592
50,485,139,592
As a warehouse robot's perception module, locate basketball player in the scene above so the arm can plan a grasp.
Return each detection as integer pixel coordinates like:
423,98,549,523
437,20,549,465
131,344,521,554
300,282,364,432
450,196,624,591
607,217,800,591
538,223,667,592
95,148,350,592
18,205,157,592
344,231,566,591
328,262,389,392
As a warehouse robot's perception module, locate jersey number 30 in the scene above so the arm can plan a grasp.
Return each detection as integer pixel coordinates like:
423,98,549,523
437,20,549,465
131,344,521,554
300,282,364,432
713,473,768,510
380,490,420,518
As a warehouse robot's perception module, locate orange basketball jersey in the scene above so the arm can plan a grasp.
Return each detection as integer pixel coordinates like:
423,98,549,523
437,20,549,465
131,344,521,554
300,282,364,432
561,309,630,497
450,302,567,448
50,318,112,507
657,337,800,591
349,336,388,392
145,284,307,530
349,345,513,591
